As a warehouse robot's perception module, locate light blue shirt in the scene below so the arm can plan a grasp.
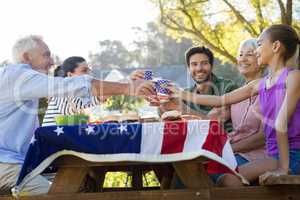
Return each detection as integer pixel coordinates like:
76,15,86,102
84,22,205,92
0,64,93,163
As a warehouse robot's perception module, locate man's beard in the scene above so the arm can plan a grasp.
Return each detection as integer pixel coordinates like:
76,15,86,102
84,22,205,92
193,74,211,84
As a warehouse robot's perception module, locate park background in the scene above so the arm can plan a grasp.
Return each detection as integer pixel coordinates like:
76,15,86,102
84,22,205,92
0,0,299,187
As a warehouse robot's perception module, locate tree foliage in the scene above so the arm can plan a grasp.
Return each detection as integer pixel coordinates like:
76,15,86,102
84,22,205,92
150,0,300,64
103,171,160,188
131,22,193,67
89,22,193,68
89,40,133,68
103,96,146,112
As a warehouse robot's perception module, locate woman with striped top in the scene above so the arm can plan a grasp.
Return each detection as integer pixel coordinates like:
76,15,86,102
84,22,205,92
42,56,103,126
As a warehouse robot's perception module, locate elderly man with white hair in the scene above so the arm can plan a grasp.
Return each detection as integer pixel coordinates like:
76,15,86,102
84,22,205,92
0,35,155,196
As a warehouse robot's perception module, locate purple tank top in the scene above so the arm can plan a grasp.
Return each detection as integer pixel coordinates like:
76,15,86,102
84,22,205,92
259,68,300,156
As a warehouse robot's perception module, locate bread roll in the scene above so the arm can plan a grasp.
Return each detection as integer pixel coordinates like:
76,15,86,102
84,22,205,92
161,110,182,121
119,113,140,123
103,114,120,123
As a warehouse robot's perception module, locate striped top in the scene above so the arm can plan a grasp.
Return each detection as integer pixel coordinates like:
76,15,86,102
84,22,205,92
42,96,100,126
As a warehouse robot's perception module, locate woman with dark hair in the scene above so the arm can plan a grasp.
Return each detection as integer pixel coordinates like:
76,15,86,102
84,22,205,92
42,56,104,126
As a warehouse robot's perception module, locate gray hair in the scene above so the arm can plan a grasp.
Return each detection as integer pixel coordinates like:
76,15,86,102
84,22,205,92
238,38,257,53
239,38,268,76
12,35,44,63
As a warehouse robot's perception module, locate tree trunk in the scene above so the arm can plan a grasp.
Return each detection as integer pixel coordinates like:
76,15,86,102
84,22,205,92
286,0,293,25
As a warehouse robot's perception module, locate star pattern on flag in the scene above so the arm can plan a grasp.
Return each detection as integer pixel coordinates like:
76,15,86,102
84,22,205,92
118,124,128,134
54,126,64,136
30,137,37,144
85,126,95,135
15,120,240,195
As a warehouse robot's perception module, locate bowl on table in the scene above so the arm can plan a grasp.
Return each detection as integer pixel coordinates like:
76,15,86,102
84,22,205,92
55,114,89,126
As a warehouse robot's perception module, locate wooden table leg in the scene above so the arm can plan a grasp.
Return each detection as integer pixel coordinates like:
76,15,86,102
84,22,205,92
132,167,143,190
89,167,107,192
49,167,89,194
172,161,212,190
153,165,174,189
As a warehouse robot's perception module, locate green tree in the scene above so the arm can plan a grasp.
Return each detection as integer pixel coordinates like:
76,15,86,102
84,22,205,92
103,96,146,112
89,40,133,68
150,0,300,64
132,22,193,67
89,23,193,68
38,98,48,125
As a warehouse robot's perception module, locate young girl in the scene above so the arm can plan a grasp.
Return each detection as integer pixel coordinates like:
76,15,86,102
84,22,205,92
168,24,300,184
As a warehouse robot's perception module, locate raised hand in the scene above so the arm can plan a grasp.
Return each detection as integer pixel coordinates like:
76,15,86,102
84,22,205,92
130,70,145,81
166,84,182,98
159,98,181,112
146,95,160,106
129,79,156,97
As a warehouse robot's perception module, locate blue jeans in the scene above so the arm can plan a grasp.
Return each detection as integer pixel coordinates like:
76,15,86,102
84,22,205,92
210,154,249,184
271,150,300,175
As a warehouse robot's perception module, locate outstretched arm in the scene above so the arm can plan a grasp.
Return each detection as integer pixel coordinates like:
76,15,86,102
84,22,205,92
13,67,155,100
91,79,155,97
169,79,261,107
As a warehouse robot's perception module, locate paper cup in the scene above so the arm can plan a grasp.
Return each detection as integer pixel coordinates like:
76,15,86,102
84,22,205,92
144,70,153,80
155,79,170,103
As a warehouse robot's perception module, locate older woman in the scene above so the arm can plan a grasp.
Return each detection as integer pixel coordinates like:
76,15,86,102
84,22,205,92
213,38,267,186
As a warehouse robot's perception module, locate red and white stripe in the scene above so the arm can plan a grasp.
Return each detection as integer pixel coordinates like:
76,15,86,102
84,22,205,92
141,120,238,174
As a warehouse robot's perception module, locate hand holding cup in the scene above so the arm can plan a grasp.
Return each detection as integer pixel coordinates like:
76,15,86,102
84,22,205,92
154,79,171,103
165,83,182,98
130,69,153,81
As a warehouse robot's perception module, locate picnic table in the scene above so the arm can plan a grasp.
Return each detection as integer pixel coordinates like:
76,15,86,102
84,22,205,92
1,120,300,200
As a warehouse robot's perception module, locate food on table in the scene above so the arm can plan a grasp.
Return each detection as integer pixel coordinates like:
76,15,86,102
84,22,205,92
119,113,140,123
102,114,120,123
161,110,182,121
181,114,203,120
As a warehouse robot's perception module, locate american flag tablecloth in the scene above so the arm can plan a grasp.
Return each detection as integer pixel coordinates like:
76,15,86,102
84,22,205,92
13,120,245,195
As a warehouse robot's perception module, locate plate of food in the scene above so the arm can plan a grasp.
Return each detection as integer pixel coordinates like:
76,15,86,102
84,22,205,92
119,113,140,123
102,113,141,124
181,114,203,120
102,114,120,123
161,110,182,121
161,110,203,122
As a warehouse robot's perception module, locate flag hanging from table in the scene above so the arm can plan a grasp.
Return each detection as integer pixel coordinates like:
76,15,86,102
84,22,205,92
13,120,243,196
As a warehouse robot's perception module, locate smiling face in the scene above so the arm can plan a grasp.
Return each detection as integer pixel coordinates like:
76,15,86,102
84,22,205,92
188,53,212,84
256,31,276,66
27,41,54,74
237,43,261,80
67,61,91,77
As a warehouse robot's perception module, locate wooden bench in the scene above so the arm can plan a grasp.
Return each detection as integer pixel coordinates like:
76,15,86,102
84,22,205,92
261,175,300,185
2,156,300,200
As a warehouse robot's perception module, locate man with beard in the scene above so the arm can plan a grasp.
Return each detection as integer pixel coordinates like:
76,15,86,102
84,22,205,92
161,46,238,132
130,46,238,130
183,46,238,119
